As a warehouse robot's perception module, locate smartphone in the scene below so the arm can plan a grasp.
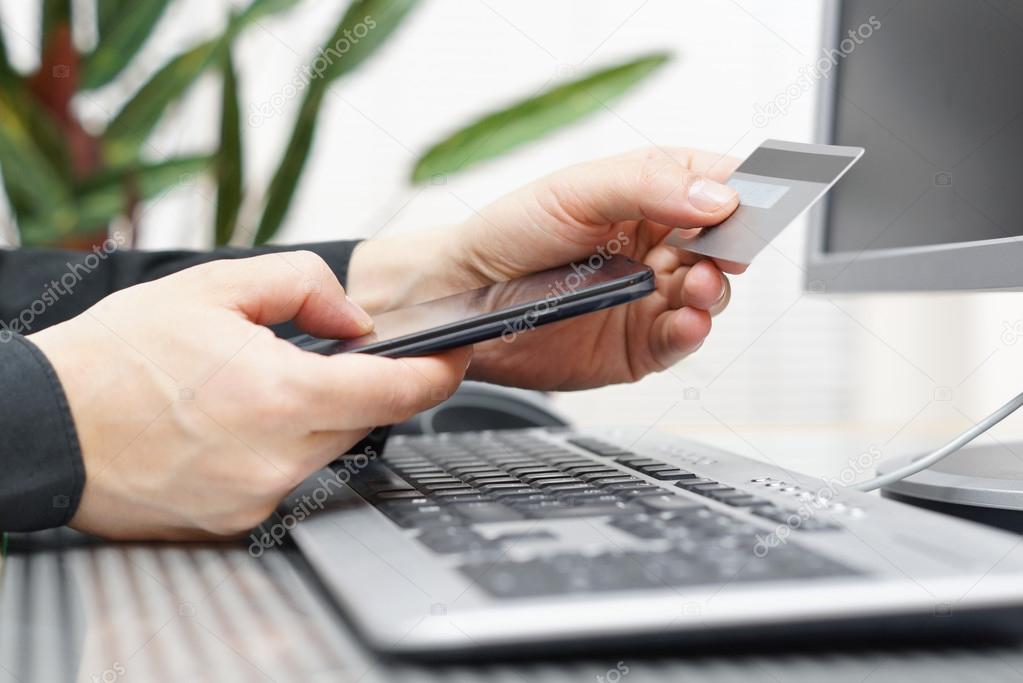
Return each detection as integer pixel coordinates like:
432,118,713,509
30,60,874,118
291,254,654,358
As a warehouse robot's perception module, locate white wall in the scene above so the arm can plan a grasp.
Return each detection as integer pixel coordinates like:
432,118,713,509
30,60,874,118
4,0,1023,465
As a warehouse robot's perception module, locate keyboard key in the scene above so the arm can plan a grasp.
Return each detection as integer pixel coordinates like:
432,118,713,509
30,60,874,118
637,496,708,513
577,471,627,483
411,477,463,486
478,483,531,493
374,490,425,500
615,457,663,467
464,475,520,485
520,472,573,484
563,464,616,475
559,493,622,505
541,483,593,494
432,491,489,502
716,494,771,508
645,469,698,481
505,466,560,475
523,504,629,519
566,437,633,458
447,502,523,523
421,483,473,492
689,484,735,496
611,486,670,499
495,530,557,544
675,478,719,489
590,476,643,486
492,492,548,503
419,528,494,554
534,478,584,489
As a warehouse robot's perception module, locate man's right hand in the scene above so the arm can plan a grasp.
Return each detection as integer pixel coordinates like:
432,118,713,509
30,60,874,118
29,251,470,541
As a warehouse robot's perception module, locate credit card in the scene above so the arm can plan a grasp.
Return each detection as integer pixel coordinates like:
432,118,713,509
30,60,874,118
666,139,864,264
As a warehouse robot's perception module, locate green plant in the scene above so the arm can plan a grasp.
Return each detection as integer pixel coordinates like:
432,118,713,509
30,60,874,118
0,1,671,249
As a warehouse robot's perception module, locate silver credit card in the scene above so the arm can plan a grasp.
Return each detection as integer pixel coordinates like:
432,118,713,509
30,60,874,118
667,139,864,264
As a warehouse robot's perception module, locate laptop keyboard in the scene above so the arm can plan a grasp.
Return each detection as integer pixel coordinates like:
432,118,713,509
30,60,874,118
337,431,860,598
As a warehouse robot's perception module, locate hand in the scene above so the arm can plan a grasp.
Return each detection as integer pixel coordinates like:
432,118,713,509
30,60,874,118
349,147,740,390
30,251,470,540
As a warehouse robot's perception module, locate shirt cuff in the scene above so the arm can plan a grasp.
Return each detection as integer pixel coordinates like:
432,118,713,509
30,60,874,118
0,333,84,531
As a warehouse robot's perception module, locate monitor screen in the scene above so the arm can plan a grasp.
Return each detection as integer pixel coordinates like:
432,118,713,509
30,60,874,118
822,0,1023,256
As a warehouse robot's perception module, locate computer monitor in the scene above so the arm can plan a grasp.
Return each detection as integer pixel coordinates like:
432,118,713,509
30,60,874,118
805,0,1023,529
806,0,1023,292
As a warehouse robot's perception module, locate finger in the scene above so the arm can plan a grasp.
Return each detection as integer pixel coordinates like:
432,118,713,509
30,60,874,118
189,251,374,338
680,260,728,311
649,307,711,370
536,147,739,230
712,258,748,275
294,346,472,430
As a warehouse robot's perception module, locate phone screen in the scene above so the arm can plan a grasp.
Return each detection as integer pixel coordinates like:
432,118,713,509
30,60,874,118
326,254,649,354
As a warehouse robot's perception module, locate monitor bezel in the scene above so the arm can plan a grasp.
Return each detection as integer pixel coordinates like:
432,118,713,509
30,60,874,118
805,0,1023,293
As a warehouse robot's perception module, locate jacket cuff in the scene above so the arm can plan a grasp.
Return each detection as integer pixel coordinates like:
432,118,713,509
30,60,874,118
0,333,84,531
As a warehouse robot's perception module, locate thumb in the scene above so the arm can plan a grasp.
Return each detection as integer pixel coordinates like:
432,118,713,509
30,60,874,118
536,147,740,229
190,250,374,339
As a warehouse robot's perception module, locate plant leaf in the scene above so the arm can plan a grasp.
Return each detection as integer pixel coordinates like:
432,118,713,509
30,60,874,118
102,0,300,165
253,0,419,244
411,52,671,183
0,90,74,224
41,0,71,44
0,14,19,87
311,0,419,82
82,0,171,90
95,0,125,39
75,154,213,228
19,155,211,245
214,48,242,246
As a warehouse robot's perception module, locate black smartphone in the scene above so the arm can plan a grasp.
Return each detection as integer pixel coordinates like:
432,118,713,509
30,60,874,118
291,254,654,358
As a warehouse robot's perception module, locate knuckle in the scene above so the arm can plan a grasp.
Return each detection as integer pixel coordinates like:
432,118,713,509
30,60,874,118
636,149,676,195
290,250,331,279
634,148,701,198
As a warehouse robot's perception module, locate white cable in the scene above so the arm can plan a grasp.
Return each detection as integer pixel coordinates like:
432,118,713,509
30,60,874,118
852,390,1023,492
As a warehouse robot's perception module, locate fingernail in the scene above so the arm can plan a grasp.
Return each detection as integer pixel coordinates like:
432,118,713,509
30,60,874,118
345,295,374,332
689,178,737,213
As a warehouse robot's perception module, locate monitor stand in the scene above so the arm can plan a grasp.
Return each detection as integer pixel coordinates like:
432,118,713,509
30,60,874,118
878,442,1023,534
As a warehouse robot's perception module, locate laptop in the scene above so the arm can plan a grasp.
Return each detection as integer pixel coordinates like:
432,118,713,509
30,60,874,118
281,426,1023,658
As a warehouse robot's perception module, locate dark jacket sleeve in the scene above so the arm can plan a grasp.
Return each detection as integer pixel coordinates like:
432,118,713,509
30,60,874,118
0,241,361,532
0,241,361,335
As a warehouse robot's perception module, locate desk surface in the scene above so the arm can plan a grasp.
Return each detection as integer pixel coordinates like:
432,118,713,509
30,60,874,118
3,430,1023,683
